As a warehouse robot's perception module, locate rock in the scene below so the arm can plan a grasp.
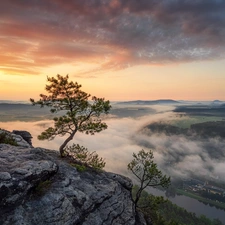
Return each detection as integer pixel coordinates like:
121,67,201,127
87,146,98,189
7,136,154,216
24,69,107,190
0,144,58,210
0,172,11,181
0,143,143,225
12,130,33,146
0,129,32,148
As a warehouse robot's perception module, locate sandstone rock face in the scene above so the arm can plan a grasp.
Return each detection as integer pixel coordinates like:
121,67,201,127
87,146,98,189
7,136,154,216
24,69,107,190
0,129,32,148
12,130,33,146
0,144,144,225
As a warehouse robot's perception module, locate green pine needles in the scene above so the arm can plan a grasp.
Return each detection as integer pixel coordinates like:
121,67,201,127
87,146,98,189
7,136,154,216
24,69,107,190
66,144,106,170
30,74,111,157
128,149,170,210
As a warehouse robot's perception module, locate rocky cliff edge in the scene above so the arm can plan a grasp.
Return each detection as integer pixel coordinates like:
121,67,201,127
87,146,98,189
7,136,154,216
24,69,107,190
0,131,145,225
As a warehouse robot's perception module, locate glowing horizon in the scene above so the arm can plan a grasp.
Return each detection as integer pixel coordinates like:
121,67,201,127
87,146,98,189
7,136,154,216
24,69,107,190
1,1,225,101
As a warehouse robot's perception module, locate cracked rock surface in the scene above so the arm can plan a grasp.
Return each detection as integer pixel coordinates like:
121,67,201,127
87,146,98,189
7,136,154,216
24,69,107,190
0,143,143,225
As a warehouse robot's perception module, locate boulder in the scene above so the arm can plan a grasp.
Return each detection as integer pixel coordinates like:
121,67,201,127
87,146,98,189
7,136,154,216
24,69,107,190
12,130,33,146
0,129,32,148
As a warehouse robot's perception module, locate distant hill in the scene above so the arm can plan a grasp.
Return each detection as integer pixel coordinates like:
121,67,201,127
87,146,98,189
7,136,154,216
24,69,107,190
117,99,180,105
174,104,225,117
211,100,224,106
0,103,52,122
143,121,225,138
0,100,29,104
0,103,31,109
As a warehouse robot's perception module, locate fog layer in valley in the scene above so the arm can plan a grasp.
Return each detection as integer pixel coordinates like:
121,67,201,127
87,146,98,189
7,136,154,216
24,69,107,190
0,102,225,183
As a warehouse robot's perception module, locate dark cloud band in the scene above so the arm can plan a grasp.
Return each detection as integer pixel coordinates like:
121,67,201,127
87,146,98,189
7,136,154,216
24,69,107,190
0,0,225,75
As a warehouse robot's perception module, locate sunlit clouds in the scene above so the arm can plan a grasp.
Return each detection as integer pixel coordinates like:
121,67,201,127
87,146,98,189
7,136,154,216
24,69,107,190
1,0,225,100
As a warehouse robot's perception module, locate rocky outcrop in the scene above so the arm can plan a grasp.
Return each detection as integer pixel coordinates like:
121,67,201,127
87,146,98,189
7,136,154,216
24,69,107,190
12,130,33,146
0,140,145,224
0,129,33,148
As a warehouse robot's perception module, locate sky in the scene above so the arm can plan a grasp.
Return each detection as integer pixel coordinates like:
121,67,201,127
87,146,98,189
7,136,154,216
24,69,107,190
0,0,225,101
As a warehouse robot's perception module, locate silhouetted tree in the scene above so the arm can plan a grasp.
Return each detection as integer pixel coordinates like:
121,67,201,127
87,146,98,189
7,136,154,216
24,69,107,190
30,74,111,157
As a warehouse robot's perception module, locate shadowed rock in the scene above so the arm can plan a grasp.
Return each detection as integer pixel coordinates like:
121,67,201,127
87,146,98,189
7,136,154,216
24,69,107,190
12,130,33,146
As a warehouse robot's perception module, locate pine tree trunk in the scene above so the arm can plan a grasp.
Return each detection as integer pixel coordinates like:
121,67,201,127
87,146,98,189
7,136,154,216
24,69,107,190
134,189,141,210
134,185,144,210
59,130,77,157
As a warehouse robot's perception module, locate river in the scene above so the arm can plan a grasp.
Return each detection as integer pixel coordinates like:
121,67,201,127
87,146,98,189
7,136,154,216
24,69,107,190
148,187,225,224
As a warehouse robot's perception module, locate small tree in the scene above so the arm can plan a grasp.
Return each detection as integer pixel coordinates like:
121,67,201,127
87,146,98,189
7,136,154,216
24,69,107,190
30,74,111,157
128,149,170,209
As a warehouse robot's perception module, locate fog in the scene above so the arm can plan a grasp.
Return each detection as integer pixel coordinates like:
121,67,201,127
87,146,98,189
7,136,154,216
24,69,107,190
1,103,225,183
134,131,225,181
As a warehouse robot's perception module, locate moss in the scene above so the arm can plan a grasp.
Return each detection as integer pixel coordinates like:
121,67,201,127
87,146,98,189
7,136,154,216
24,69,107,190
70,163,87,172
33,180,52,196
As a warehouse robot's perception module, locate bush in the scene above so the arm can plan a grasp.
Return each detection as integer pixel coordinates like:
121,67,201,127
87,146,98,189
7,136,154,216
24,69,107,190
0,130,18,146
65,144,106,170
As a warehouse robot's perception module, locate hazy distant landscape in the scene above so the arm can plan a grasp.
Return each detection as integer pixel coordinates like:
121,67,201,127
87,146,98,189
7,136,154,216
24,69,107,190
1,99,225,223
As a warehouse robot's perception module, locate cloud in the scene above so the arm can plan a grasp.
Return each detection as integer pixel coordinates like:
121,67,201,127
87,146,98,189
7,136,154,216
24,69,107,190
1,0,225,76
135,127,225,181
1,103,225,182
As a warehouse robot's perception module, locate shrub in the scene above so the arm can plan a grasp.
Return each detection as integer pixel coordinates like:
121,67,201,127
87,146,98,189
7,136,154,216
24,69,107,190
65,144,106,170
0,130,18,146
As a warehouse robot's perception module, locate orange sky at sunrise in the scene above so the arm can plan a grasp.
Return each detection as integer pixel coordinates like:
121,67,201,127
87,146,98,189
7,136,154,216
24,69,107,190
1,0,225,101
